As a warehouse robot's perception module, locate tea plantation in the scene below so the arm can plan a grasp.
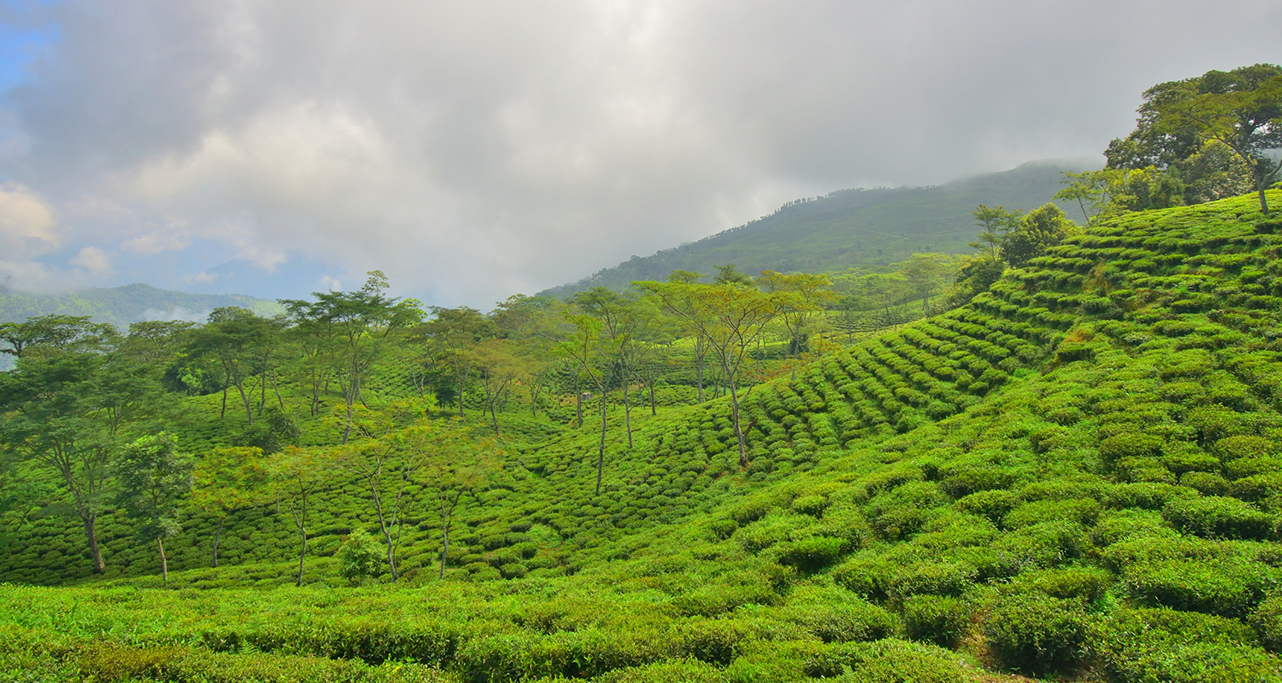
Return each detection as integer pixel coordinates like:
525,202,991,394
4,192,1282,681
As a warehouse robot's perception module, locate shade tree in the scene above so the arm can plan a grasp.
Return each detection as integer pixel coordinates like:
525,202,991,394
115,432,192,583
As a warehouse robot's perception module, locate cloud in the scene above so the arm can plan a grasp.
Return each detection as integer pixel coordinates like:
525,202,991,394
0,181,56,249
1,0,1280,305
69,245,110,274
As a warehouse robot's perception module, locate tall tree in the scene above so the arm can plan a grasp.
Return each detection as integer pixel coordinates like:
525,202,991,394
281,271,423,443
968,205,1022,258
116,432,192,584
757,270,838,375
421,420,498,579
272,446,327,587
188,308,277,425
1000,204,1080,269
0,318,162,574
1110,63,1282,213
419,307,495,419
334,401,436,582
191,446,268,568
640,279,783,467
472,339,525,435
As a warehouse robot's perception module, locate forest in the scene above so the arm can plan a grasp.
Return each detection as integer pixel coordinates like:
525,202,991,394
1,64,1281,682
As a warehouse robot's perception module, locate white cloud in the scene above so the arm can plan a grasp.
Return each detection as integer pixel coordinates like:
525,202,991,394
69,246,111,274
0,0,1279,304
0,182,57,249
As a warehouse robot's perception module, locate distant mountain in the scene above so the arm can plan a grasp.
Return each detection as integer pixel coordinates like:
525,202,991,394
541,159,1097,296
0,283,285,329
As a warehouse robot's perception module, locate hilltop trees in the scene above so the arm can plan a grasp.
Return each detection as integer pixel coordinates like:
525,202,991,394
1001,204,1079,269
1107,63,1282,213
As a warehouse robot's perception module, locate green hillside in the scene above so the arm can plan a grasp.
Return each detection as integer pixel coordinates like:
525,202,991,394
4,192,1282,681
542,159,1095,297
0,283,284,329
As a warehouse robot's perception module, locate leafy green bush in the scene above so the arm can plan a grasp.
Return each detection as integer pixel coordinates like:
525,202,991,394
1089,607,1279,683
1249,596,1282,652
776,587,896,644
1162,496,1274,540
1011,566,1112,603
954,489,1015,524
338,529,382,586
888,562,977,599
983,592,1089,676
596,658,726,683
1119,557,1276,617
900,595,970,648
775,536,844,571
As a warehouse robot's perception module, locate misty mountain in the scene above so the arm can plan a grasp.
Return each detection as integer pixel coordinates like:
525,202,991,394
542,159,1097,296
0,283,284,330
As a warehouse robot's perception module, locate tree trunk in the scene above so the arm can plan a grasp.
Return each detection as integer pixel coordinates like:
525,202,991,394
595,392,607,495
574,374,583,428
726,361,748,468
439,518,450,579
296,526,307,587
236,381,253,426
371,480,398,582
158,537,169,583
1259,184,1271,215
623,377,633,449
212,517,223,568
458,372,466,418
490,399,500,435
649,377,656,416
258,372,267,416
696,339,705,402
83,514,105,574
221,387,228,418
271,371,286,411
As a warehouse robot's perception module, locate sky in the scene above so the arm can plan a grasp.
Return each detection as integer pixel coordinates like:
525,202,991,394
0,0,1278,308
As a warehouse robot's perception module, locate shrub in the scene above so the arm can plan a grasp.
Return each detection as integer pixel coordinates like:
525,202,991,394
1162,496,1274,540
834,557,895,600
778,588,896,644
1091,509,1177,546
1090,607,1278,683
1003,498,1100,529
901,595,971,648
596,658,726,683
776,536,845,572
1119,557,1275,617
955,490,1015,524
338,529,382,586
888,562,977,599
672,618,760,665
1249,596,1282,652
790,494,829,516
1214,435,1276,461
1103,482,1197,510
1099,433,1165,463
984,592,1089,676
824,639,982,683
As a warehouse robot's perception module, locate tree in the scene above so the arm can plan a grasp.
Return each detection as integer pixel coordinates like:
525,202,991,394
1055,172,1110,224
968,205,1022,257
664,270,712,401
471,339,525,435
1111,64,1282,213
0,314,116,359
334,401,436,582
281,271,423,443
338,528,381,585
421,421,499,579
191,446,268,568
552,309,613,494
188,307,277,424
272,446,327,586
640,279,783,467
1000,204,1079,269
419,307,495,419
116,432,193,583
0,319,161,574
758,270,837,378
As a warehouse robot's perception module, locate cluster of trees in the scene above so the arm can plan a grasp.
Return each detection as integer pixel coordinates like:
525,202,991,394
1060,63,1281,219
0,266,875,581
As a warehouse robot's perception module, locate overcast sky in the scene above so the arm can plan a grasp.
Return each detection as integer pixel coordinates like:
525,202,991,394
0,0,1278,307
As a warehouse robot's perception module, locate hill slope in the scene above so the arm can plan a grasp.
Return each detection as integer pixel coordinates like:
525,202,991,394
4,192,1282,681
542,159,1095,297
0,283,284,329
